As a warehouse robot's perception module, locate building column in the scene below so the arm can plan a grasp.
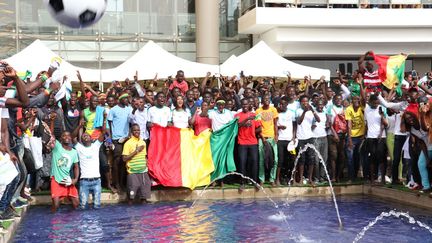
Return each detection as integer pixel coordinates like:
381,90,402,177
195,0,220,65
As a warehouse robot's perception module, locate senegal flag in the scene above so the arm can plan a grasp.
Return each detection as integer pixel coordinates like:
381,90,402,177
148,126,215,189
372,53,407,93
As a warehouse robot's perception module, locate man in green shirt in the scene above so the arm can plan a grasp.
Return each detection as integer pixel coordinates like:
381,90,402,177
49,112,79,213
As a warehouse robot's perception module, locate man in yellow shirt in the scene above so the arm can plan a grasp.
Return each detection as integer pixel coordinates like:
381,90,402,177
256,95,278,186
345,95,365,182
122,124,151,205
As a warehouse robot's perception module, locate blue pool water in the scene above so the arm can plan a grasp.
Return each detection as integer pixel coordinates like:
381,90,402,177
13,195,432,242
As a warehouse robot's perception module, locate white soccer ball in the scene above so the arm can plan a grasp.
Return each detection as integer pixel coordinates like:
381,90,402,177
44,0,107,28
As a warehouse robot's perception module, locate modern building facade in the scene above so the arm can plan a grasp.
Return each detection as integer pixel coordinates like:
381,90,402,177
0,0,249,70
239,0,432,76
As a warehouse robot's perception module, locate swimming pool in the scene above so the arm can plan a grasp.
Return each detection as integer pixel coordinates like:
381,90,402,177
13,196,432,242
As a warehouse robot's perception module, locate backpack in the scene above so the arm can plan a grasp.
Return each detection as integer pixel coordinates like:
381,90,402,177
332,107,347,134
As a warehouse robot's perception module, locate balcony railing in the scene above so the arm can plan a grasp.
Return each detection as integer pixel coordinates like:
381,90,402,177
241,0,432,15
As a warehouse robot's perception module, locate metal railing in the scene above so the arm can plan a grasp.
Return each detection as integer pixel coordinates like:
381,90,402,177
241,0,432,15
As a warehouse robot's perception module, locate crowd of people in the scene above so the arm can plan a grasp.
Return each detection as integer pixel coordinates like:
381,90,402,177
1,50,432,230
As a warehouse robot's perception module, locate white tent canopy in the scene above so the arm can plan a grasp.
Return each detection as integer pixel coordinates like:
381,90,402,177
5,39,101,82
102,41,219,81
219,54,238,76
220,41,331,80
4,39,329,82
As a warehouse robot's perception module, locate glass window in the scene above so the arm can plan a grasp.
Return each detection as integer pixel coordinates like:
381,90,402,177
220,0,241,38
138,0,175,38
19,0,58,35
99,0,138,36
177,0,195,38
0,36,16,59
0,0,16,32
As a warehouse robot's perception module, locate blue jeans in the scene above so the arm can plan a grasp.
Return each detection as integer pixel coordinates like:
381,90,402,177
346,137,363,181
0,174,19,212
79,178,102,209
418,150,432,190
12,139,26,203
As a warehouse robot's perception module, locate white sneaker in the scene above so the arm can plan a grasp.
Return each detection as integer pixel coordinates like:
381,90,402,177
385,176,392,184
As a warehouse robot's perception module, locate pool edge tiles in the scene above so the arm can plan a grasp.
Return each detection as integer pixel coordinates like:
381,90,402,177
0,206,28,243
367,185,432,211
25,185,432,210
28,184,365,205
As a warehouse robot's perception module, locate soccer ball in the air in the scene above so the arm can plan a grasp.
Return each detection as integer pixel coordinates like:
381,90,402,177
44,0,107,28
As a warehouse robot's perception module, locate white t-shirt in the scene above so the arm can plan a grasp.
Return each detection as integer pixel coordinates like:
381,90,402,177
287,100,300,118
209,109,233,132
387,114,395,134
295,108,314,140
277,110,294,141
312,111,327,138
130,108,149,140
394,112,407,136
171,109,191,129
76,141,102,179
365,104,387,138
326,104,344,135
147,106,171,127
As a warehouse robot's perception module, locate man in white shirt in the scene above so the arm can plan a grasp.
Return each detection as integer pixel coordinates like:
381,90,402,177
312,99,329,182
147,92,171,129
208,99,234,132
364,94,388,184
130,97,149,142
73,120,105,209
296,95,320,186
276,96,296,185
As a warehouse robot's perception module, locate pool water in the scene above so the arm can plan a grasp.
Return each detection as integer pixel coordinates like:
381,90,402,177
13,196,432,242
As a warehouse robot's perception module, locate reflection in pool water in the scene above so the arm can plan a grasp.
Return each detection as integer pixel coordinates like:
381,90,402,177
13,196,432,242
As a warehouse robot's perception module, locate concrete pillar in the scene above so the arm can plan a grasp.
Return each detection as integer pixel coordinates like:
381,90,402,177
195,0,220,65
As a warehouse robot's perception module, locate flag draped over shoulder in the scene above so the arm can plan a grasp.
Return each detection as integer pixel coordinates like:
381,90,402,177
210,119,238,181
147,126,215,190
372,53,407,94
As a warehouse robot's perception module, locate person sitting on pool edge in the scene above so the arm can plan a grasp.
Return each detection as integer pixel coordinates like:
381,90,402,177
122,124,151,205
48,112,80,213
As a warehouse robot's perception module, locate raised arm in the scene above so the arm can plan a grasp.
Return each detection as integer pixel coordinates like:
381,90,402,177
358,50,372,73
72,119,84,144
2,67,30,107
378,94,404,112
200,72,211,93
77,71,87,106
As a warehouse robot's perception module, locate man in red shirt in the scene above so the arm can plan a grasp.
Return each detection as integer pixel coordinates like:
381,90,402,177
169,70,189,96
235,98,262,191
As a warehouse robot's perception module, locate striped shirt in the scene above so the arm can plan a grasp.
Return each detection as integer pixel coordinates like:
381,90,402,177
122,137,147,174
363,70,382,92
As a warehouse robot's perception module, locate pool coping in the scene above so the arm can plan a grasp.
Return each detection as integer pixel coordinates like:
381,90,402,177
1,206,27,243
3,184,432,243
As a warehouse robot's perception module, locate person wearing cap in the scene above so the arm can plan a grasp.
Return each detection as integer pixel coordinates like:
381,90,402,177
276,96,296,185
256,95,279,186
208,98,234,132
107,92,132,191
